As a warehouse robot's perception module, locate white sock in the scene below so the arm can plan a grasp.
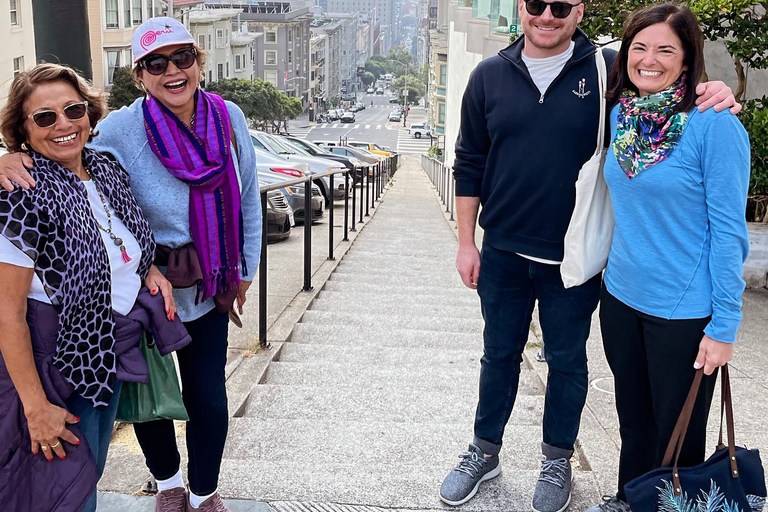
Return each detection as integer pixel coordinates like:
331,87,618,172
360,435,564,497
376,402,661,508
189,490,216,508
155,469,184,492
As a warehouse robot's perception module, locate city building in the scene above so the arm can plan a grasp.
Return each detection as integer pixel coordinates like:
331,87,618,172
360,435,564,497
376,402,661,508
310,32,326,110
324,0,394,54
311,18,343,104
0,0,36,111
426,23,446,137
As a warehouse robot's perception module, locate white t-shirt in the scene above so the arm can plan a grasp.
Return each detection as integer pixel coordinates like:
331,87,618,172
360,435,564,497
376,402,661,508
515,42,576,266
0,180,142,315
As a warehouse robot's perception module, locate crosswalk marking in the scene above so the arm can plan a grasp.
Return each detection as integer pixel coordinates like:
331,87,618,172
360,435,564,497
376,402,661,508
354,124,360,129
376,125,381,129
332,123,339,128
365,124,370,129
396,129,433,155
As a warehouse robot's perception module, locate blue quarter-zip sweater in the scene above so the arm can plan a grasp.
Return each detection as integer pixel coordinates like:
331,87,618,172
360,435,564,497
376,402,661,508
604,107,750,343
453,29,616,261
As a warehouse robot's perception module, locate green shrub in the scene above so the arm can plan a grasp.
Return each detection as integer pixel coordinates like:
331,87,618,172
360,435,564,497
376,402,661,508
739,97,768,221
428,143,443,162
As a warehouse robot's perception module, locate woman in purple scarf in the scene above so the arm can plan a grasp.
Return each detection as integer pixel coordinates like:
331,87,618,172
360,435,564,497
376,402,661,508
0,17,263,512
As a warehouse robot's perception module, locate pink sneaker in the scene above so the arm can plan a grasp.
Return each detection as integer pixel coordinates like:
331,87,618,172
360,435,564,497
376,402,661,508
155,487,188,512
186,492,231,512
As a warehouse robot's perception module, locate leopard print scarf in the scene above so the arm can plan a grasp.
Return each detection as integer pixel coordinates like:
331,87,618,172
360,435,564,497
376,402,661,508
0,148,155,408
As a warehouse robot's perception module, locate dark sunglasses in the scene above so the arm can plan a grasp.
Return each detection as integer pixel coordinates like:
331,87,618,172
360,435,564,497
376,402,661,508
524,0,582,18
140,47,197,76
27,101,89,128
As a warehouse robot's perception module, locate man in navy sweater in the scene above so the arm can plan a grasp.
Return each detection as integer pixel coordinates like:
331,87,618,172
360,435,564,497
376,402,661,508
438,1,738,511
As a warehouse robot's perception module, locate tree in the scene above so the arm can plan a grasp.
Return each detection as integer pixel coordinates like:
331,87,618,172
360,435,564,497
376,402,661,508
390,74,426,105
205,78,302,132
107,66,143,110
361,71,376,86
365,60,385,80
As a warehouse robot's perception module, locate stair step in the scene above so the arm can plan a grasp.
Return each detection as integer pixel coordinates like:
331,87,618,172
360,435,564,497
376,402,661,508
224,418,544,469
329,273,465,288
333,266,460,278
287,324,483,348
265,362,544,395
299,311,484,333
323,280,472,296
315,289,479,307
309,298,480,318
242,385,544,424
279,341,483,365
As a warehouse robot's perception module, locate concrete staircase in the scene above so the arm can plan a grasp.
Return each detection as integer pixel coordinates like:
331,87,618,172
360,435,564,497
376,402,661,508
215,158,600,511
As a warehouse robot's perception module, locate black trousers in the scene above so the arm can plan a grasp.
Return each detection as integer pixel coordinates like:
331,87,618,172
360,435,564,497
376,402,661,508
133,308,230,495
599,286,717,500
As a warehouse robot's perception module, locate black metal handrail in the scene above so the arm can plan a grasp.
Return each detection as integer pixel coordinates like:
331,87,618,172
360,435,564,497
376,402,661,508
257,168,351,348
421,155,455,221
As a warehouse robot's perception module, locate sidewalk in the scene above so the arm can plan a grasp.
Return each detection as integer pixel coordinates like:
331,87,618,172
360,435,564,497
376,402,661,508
97,155,768,510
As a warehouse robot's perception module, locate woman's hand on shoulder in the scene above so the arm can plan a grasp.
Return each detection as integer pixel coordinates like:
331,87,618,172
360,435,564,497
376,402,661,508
25,400,80,461
0,152,35,192
145,265,177,321
694,335,734,375
695,82,742,115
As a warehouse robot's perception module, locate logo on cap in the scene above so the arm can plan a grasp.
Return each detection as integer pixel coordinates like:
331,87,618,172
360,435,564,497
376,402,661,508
141,24,174,51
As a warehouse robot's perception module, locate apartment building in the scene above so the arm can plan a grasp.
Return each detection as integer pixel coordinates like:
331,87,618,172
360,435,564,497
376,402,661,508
321,13,359,94
324,0,394,54
426,25,446,136
0,0,36,110
310,32,326,109
189,8,260,86
310,18,342,103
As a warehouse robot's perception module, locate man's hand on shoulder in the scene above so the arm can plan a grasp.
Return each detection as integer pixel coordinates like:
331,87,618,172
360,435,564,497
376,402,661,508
696,81,742,115
0,152,35,192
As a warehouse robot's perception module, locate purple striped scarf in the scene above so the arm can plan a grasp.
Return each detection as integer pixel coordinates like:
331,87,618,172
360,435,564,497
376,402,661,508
143,89,246,303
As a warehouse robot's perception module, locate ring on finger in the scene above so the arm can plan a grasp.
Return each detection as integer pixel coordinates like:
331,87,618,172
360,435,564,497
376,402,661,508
41,445,49,451
51,441,61,448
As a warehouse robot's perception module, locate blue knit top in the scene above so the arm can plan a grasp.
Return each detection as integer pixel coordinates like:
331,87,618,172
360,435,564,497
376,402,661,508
603,107,750,343
90,98,262,322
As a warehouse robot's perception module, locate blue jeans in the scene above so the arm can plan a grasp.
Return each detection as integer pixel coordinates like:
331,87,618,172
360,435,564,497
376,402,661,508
66,380,123,512
473,246,600,455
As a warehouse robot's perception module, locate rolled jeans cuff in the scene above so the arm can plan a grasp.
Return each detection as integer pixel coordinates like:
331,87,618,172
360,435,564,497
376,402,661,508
473,436,502,456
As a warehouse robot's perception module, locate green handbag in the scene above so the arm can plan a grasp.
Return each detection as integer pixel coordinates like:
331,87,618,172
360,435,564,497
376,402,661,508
116,333,189,423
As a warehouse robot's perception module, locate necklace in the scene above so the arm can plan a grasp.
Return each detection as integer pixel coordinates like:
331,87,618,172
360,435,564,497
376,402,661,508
82,168,132,264
190,113,195,126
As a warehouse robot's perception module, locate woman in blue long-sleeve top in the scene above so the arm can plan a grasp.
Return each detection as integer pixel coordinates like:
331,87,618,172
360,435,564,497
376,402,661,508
586,4,750,512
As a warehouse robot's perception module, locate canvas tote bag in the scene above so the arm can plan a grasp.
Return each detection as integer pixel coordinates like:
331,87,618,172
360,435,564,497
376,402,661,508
560,48,615,288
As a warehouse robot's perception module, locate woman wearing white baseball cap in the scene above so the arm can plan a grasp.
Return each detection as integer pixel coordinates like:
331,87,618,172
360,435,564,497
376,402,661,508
0,16,263,512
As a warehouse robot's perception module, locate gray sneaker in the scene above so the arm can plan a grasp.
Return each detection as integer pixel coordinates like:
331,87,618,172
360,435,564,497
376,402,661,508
439,444,501,506
531,457,573,512
584,495,632,512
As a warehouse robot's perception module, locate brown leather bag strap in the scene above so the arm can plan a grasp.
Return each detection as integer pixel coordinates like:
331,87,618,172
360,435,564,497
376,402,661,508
661,365,739,496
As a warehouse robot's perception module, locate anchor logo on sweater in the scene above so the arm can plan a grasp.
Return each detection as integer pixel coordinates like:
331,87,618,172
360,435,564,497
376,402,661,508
573,78,591,98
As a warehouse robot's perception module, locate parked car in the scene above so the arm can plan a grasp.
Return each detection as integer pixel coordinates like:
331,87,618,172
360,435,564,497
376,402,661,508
340,112,355,123
327,110,340,121
316,113,330,123
409,123,431,139
319,144,381,165
281,136,364,184
258,168,325,224
341,94,356,102
375,88,384,95
366,87,375,93
346,141,391,157
355,102,365,110
388,111,402,122
265,189,292,243
389,97,400,103
348,104,360,112
251,130,347,203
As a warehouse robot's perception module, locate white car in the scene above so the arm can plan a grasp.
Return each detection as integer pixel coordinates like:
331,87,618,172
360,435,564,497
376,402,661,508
409,123,431,139
366,87,375,94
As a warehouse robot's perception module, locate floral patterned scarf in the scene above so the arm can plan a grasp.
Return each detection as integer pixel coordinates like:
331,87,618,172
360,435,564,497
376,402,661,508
612,73,689,179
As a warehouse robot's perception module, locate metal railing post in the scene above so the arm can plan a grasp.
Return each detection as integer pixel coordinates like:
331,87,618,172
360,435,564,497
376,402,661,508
350,168,357,232
450,171,455,221
258,191,268,348
303,178,313,292
328,172,335,261
343,171,349,240
359,167,365,223
365,164,370,217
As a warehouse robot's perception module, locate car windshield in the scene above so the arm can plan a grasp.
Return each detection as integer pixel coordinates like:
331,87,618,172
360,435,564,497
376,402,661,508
280,138,313,156
251,136,268,151
290,138,330,154
261,133,296,155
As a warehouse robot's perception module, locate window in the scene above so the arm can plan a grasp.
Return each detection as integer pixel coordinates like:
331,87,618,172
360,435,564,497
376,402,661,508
264,70,278,87
106,50,121,85
207,34,212,50
208,71,212,83
265,29,277,43
226,62,230,77
265,50,277,65
287,50,292,64
438,102,446,124
105,0,118,28
124,0,131,28
439,64,447,86
217,63,224,80
235,54,245,71
132,0,142,24
146,0,154,18
13,56,23,76
10,0,19,26
288,28,292,42
216,29,226,48
198,34,205,48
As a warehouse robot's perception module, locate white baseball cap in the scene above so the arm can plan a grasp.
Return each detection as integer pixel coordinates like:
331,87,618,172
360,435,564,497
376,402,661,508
132,17,195,63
